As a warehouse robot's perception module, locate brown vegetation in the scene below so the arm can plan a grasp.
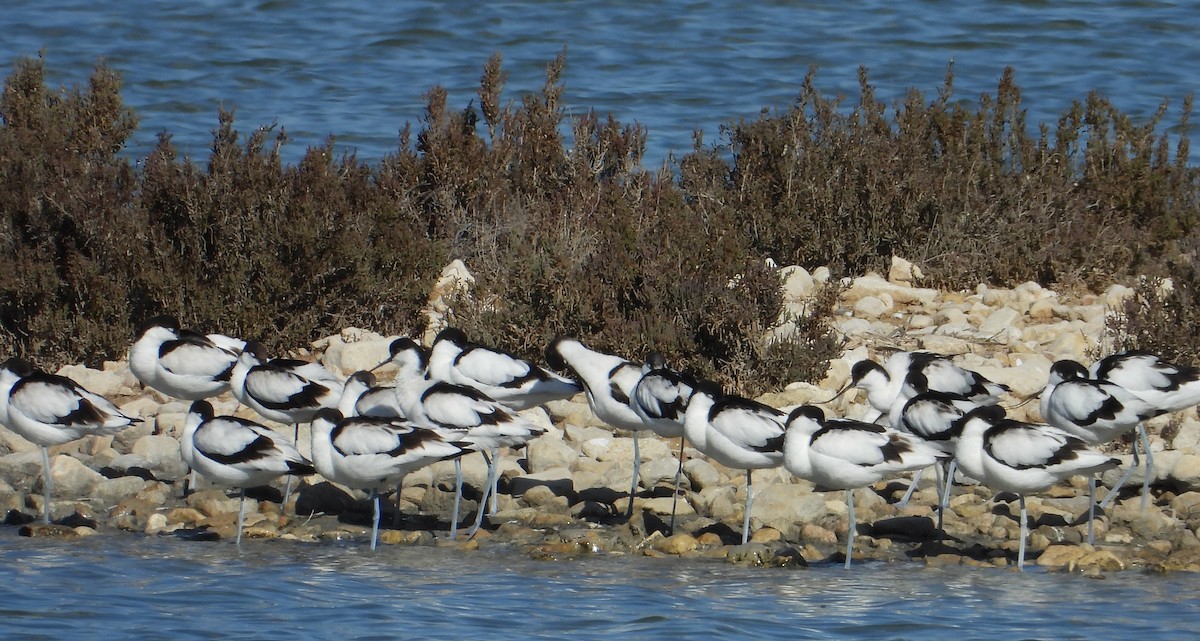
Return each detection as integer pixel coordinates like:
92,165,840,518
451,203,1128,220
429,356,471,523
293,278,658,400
1,53,1197,393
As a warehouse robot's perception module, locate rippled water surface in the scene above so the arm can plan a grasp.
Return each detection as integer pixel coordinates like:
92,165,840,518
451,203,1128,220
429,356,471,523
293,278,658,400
1,534,1197,640
2,1,1198,167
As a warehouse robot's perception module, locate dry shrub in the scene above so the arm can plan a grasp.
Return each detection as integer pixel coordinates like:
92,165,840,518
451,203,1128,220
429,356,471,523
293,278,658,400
3,53,1198,395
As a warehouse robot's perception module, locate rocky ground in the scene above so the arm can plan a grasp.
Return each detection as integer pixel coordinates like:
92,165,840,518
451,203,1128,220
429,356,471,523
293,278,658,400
4,257,1200,573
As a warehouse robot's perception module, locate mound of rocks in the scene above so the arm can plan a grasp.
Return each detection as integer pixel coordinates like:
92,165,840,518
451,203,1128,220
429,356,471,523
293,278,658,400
4,256,1200,573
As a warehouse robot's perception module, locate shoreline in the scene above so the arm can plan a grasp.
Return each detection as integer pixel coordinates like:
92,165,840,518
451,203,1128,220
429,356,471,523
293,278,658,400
4,261,1200,573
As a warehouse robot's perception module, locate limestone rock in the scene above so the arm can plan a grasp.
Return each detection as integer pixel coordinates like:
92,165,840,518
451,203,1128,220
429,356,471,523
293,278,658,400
526,435,579,474
319,328,395,378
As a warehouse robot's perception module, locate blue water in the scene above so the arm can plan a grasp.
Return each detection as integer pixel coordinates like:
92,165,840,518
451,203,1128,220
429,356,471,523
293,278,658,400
1,533,1197,640
2,1,1197,168
3,2,1200,634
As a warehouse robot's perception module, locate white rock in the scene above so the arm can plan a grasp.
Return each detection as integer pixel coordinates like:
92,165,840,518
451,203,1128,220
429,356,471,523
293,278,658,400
854,295,891,318
45,454,104,497
978,307,1023,336
1104,284,1135,308
917,334,971,355
843,274,938,305
320,330,396,378
56,364,123,397
780,265,816,301
837,318,872,337
526,436,578,473
131,435,187,477
888,255,924,285
422,260,476,344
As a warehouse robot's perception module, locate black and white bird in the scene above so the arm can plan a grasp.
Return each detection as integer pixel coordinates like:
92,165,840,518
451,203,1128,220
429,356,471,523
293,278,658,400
338,370,405,419
1090,350,1200,413
1090,350,1200,510
842,351,1008,422
784,405,945,568
629,352,697,530
310,408,468,550
427,328,578,517
183,400,315,547
886,370,986,508
951,405,1119,569
384,338,546,538
683,379,785,544
1040,359,1167,519
230,341,344,507
129,315,245,401
889,374,984,531
545,337,655,517
129,315,245,496
0,358,141,523
429,327,581,411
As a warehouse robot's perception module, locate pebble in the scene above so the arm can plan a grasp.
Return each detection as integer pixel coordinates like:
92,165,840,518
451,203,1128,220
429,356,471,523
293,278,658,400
0,257,1197,573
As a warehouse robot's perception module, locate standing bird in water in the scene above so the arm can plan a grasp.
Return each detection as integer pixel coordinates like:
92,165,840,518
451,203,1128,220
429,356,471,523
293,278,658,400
129,315,245,495
1040,359,1167,537
630,352,697,532
310,408,468,550
784,405,945,568
383,338,545,538
545,338,657,520
951,405,1119,569
230,341,344,509
0,358,141,523
183,400,315,547
1089,350,1200,509
428,328,579,515
683,379,785,544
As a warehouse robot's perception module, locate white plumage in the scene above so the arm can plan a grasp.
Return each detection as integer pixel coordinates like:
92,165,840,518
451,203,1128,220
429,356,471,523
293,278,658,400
1090,350,1200,413
1040,359,1167,514
0,358,141,523
310,408,467,549
683,379,785,543
784,405,945,567
230,341,344,426
429,327,581,411
846,351,1008,422
338,370,404,418
183,400,315,546
129,315,244,401
952,404,1119,569
384,337,545,537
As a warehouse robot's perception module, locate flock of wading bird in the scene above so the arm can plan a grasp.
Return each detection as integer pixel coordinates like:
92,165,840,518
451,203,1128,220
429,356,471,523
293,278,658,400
2,315,1198,569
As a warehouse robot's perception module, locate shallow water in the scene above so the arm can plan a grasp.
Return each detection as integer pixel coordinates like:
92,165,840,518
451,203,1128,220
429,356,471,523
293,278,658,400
2,1,1197,168
2,533,1197,640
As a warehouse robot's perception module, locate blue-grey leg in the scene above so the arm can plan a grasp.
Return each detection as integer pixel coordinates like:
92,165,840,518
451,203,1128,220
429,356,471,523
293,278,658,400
281,423,300,511
669,438,685,534
936,460,956,540
1099,435,1140,510
1087,476,1097,545
1017,494,1028,570
369,489,380,551
468,451,498,538
40,446,52,524
488,447,500,515
845,488,856,569
741,469,754,544
450,458,463,540
627,432,641,519
896,467,926,507
236,487,247,549
1138,424,1154,510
